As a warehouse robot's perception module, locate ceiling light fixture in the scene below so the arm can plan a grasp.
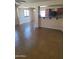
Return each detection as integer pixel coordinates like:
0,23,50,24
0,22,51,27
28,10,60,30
40,6,47,7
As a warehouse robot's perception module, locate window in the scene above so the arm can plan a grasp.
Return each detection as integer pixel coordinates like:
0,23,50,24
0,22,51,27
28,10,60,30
24,10,29,16
40,10,45,17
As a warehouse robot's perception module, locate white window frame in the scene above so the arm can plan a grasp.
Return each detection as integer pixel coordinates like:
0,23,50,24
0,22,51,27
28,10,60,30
40,10,46,17
24,10,29,16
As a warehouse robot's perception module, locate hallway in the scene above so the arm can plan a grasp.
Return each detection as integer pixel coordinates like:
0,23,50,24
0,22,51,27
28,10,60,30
15,23,63,59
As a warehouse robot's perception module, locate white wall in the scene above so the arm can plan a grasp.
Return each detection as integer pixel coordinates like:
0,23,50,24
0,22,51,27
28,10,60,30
40,18,63,31
18,8,31,24
40,5,63,31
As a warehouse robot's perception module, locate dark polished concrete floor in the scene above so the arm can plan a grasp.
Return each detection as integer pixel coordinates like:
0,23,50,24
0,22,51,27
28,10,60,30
15,23,63,59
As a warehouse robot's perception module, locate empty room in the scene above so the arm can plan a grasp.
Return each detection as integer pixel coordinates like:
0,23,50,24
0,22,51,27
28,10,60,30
15,0,63,59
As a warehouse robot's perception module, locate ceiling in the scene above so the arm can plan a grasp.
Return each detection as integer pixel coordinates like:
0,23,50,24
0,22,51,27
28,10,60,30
15,0,52,3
